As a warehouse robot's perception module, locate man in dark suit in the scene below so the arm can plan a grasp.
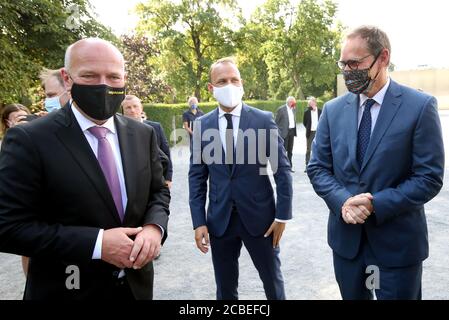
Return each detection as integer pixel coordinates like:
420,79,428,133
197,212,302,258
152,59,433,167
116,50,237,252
302,96,321,171
275,97,297,170
122,94,173,188
189,57,292,300
0,38,170,300
307,26,444,300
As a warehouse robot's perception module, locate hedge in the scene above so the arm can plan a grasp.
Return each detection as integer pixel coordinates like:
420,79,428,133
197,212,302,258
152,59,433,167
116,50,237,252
142,99,323,146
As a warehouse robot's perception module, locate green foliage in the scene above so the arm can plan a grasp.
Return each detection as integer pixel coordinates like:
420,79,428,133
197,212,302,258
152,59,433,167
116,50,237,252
120,35,173,102
135,0,239,103
0,0,115,105
241,0,342,100
133,0,342,104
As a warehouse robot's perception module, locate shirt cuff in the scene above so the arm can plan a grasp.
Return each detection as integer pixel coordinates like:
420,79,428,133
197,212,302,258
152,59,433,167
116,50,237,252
92,229,104,260
275,218,290,223
155,224,165,238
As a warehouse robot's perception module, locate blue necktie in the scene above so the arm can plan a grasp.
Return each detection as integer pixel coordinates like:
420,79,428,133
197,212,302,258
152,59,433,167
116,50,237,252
357,99,376,167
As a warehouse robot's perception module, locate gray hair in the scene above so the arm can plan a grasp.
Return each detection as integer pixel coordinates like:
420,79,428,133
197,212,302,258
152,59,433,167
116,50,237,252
39,68,64,88
64,43,74,72
346,25,391,64
188,96,198,105
286,96,296,105
122,94,142,106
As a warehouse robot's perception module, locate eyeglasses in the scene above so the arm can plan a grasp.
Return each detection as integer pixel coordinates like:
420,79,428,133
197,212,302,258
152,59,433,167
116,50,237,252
336,54,373,71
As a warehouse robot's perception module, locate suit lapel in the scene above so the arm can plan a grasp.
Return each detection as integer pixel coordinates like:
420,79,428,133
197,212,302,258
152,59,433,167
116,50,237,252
344,94,360,173
361,81,402,172
205,108,227,172
54,106,122,224
233,104,253,176
115,115,136,224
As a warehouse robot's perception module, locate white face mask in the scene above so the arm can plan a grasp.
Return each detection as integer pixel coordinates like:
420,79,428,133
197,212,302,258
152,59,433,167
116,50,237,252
213,84,244,109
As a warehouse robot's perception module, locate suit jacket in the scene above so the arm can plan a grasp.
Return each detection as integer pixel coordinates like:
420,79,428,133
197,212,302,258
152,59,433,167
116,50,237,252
307,80,445,267
144,120,173,181
303,107,322,138
189,104,293,237
275,104,297,139
0,105,170,300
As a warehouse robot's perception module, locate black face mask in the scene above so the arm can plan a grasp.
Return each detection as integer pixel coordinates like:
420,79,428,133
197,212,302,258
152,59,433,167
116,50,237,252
71,83,125,120
343,52,381,95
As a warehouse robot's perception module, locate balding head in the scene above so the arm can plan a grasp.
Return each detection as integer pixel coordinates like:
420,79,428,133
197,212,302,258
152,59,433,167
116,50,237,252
64,38,124,73
61,38,126,92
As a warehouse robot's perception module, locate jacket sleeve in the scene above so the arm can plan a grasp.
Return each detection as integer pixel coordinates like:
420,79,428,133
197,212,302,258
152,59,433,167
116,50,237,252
306,105,353,216
188,120,209,229
156,123,173,181
267,113,293,220
143,126,171,244
372,96,445,225
0,126,99,264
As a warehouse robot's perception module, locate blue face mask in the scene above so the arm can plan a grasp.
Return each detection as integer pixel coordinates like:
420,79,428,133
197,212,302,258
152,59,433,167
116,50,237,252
44,96,62,112
191,104,198,110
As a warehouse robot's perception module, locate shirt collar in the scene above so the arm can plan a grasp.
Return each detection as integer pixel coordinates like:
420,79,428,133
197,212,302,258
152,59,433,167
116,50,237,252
70,100,116,134
360,77,391,107
218,102,243,118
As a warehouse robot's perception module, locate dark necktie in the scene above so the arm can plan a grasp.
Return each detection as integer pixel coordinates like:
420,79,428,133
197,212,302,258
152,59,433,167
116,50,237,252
357,98,376,167
224,113,234,171
88,126,125,221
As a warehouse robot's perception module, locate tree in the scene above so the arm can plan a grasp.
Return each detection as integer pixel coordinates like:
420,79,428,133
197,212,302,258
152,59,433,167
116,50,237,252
135,0,239,102
0,0,115,105
245,0,342,100
120,35,173,102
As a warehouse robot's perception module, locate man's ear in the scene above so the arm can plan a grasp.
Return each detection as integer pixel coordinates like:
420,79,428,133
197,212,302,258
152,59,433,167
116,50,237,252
381,48,390,68
61,68,72,92
207,83,214,93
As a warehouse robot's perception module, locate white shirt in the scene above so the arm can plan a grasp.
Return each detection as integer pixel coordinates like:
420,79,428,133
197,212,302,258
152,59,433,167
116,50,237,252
287,106,296,129
358,77,391,132
218,102,242,156
217,103,289,223
71,104,128,260
311,109,319,131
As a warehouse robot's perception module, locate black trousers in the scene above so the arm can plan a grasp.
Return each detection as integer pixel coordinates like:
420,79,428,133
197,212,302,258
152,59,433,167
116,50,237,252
305,131,316,166
283,128,296,166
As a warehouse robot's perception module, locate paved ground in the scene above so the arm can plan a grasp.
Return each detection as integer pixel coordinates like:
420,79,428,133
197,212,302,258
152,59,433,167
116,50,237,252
1,111,448,300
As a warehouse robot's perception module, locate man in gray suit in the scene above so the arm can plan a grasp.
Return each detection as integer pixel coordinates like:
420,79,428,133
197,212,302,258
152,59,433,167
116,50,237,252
275,96,297,171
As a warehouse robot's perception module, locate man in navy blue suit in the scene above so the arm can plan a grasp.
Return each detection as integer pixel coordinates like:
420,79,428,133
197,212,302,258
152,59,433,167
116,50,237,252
307,26,445,300
189,57,293,300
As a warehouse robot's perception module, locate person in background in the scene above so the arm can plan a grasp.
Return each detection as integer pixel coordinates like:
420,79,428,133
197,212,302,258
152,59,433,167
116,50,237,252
39,68,70,114
302,97,321,172
275,96,297,172
183,96,204,138
122,94,173,188
1,104,31,137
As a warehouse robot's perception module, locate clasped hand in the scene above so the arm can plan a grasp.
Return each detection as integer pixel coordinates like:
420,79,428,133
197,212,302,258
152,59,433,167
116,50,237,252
101,225,162,269
341,193,374,225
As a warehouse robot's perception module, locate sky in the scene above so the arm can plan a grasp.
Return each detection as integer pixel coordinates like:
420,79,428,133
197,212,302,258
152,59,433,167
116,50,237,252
89,0,449,70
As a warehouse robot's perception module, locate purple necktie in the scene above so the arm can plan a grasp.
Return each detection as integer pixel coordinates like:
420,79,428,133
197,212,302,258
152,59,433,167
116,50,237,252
88,126,125,221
